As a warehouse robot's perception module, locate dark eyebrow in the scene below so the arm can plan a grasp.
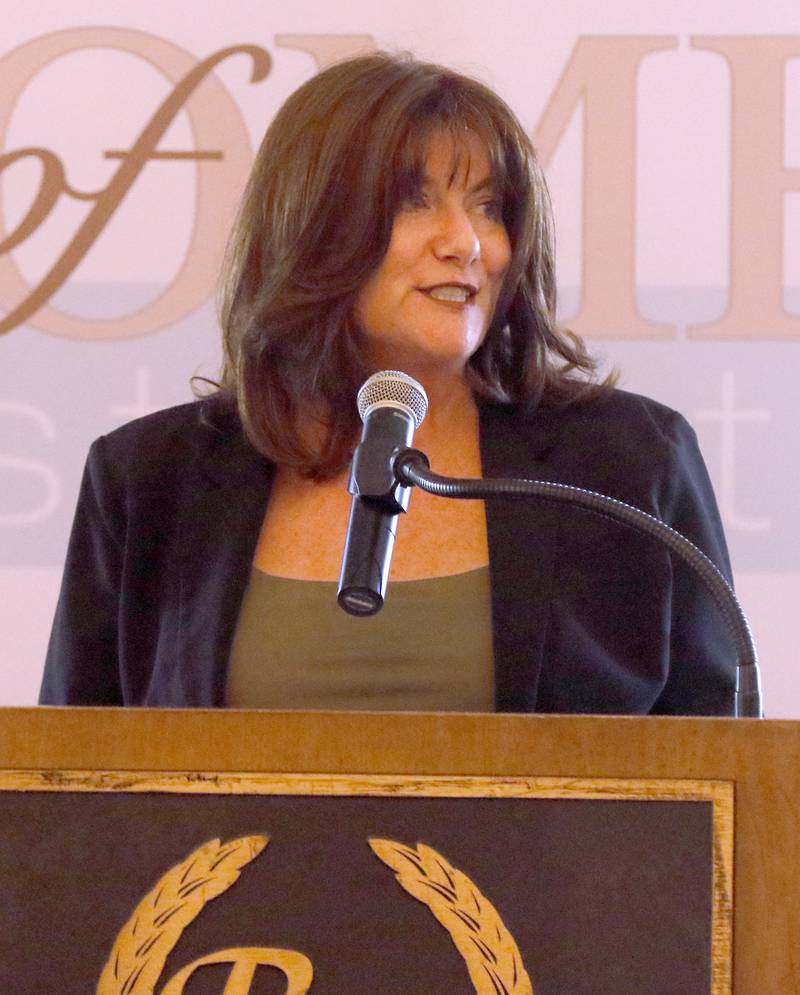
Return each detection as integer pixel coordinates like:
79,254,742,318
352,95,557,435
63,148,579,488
469,176,496,194
461,174,500,202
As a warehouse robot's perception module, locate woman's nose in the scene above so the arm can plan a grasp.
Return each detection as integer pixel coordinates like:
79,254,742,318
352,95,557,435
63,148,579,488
431,206,481,266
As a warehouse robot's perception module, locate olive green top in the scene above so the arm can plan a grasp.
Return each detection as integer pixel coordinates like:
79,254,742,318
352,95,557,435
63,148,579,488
226,566,494,711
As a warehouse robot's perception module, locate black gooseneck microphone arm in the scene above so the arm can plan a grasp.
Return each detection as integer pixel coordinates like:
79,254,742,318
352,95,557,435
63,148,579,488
393,447,763,719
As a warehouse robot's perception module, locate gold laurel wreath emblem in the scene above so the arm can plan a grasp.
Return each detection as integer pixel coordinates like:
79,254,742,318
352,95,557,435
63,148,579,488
98,834,532,994
370,838,534,995
95,835,310,995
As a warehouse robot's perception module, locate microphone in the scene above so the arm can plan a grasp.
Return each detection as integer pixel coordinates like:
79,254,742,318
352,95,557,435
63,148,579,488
337,371,428,616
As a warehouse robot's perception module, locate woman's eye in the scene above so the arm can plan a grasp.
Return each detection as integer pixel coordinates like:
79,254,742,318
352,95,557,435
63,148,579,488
477,198,503,220
400,189,430,210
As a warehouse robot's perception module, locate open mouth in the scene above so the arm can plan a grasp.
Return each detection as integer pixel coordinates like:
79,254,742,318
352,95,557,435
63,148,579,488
420,283,478,304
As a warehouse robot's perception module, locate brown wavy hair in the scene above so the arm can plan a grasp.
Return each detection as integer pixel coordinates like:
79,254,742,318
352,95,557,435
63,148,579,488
218,52,612,478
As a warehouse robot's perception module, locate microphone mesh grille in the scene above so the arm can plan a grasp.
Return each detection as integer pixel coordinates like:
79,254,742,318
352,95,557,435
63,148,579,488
357,371,429,428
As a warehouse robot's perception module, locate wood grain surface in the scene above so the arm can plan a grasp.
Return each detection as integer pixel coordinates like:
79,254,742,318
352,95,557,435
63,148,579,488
0,708,796,992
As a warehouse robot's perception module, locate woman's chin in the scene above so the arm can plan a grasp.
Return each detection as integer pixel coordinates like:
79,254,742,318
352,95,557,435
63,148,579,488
367,341,481,381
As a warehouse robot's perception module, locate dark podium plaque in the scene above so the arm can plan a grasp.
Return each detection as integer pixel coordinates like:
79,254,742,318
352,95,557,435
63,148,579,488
1,767,731,994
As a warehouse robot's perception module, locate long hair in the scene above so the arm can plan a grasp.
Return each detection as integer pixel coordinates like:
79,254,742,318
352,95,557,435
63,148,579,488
219,52,611,478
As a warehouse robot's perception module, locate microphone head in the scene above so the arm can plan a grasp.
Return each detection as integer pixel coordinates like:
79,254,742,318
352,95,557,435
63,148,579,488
356,371,429,428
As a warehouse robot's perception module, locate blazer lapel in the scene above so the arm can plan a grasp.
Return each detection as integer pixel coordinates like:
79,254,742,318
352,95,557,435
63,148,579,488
175,405,274,706
479,402,562,712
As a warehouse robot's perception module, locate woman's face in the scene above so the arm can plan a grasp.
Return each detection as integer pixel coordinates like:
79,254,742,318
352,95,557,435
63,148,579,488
355,131,511,378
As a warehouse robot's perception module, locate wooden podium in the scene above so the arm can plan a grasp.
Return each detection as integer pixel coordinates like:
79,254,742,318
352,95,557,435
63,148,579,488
0,708,797,993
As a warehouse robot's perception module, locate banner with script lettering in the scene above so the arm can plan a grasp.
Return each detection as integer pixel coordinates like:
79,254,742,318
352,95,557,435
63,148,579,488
0,2,798,711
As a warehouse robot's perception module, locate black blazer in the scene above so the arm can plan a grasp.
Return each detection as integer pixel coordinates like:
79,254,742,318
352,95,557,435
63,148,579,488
40,390,736,713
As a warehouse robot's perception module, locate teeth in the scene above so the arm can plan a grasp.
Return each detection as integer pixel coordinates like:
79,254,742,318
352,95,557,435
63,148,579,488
427,286,471,302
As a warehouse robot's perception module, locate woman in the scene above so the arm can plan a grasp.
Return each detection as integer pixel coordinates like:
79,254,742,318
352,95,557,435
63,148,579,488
40,53,736,713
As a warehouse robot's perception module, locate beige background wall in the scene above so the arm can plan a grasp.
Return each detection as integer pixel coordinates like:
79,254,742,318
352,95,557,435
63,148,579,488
1,2,797,713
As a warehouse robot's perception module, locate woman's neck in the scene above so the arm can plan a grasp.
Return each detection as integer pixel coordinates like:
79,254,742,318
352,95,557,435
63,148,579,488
409,373,481,476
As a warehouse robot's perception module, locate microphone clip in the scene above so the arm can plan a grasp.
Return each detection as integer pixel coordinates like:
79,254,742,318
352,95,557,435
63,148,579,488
347,410,422,513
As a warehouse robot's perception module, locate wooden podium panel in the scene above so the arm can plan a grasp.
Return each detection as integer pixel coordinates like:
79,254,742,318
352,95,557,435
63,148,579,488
0,709,797,993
